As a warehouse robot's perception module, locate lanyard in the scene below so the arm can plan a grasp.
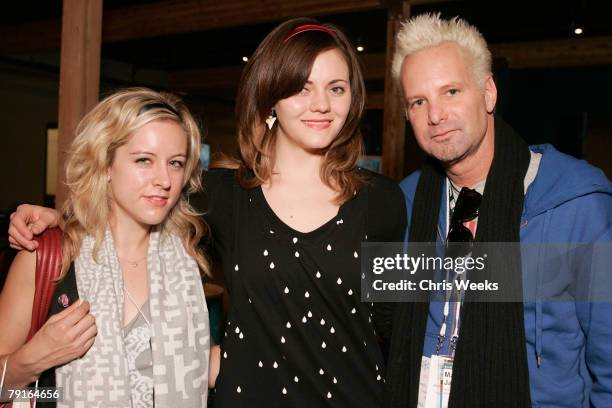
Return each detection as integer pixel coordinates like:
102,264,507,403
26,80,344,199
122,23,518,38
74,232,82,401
435,272,462,356
435,179,464,356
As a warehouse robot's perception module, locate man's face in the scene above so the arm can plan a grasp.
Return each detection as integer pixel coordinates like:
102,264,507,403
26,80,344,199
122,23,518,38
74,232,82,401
400,42,496,164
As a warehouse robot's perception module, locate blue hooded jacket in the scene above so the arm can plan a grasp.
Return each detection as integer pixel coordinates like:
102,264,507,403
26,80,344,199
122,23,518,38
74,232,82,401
399,144,612,407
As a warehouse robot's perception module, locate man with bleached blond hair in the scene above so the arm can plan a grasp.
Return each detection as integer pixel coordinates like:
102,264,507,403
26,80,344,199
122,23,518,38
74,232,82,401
380,12,612,408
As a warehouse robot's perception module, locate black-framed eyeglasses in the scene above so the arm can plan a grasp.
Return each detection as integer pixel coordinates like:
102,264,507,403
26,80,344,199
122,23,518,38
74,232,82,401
447,187,482,243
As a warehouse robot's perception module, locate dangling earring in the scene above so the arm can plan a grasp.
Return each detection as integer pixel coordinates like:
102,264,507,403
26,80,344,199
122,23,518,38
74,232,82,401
265,109,277,130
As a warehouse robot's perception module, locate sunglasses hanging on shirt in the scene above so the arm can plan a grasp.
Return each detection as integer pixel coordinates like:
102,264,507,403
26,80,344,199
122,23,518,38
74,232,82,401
447,186,482,257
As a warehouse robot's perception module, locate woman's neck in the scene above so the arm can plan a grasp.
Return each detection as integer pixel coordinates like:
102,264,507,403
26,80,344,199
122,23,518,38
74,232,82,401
109,214,150,260
270,136,324,186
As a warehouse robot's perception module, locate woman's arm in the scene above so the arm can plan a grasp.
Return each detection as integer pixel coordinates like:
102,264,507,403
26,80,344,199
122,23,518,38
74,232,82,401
208,344,220,389
0,250,39,389
0,251,97,394
8,204,60,251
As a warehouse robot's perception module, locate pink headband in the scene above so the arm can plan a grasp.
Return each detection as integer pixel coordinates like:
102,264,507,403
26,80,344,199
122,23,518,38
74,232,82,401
284,24,336,43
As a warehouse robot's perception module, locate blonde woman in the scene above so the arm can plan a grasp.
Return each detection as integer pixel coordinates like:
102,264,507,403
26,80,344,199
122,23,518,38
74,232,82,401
0,88,210,407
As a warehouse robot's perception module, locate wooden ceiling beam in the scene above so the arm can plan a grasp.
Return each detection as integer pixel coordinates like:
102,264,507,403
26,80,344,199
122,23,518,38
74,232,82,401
5,0,609,66
103,0,384,43
168,52,387,91
168,53,386,91
169,35,612,93
0,0,385,55
489,36,612,69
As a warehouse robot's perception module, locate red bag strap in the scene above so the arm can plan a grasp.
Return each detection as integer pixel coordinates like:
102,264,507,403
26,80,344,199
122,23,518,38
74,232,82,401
26,228,63,340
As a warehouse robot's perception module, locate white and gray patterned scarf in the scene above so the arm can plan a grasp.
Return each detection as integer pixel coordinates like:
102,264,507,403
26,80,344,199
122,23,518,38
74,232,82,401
55,229,209,407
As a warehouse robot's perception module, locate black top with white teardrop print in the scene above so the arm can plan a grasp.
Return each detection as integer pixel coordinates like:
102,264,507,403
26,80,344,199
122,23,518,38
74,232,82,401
196,168,406,407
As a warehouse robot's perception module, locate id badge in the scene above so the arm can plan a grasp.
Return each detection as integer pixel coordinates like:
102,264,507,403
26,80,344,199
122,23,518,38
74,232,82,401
417,355,454,408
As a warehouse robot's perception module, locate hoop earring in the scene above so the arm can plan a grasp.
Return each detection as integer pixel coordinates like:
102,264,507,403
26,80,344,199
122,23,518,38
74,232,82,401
265,110,277,130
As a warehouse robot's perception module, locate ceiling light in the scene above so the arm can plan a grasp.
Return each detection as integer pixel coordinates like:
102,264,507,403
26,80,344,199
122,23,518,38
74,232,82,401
574,27,583,35
242,56,249,62
356,45,365,52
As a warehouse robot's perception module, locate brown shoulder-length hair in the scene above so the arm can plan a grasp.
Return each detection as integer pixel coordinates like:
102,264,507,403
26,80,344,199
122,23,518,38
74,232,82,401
214,17,367,204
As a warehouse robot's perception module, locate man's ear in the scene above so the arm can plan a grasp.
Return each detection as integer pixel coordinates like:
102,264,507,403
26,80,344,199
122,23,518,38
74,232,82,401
484,74,497,114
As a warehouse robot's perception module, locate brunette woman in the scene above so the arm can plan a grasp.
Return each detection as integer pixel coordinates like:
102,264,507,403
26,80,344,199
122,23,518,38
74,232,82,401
200,18,406,406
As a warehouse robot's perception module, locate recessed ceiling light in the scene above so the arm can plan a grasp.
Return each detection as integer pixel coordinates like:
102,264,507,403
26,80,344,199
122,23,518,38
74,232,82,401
574,27,583,35
242,56,249,62
356,45,365,52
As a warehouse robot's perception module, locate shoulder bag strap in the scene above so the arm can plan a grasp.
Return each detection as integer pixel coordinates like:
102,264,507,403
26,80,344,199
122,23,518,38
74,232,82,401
27,228,63,340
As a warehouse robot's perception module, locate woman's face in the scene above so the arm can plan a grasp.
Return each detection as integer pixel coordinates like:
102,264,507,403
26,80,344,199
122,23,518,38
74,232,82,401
107,119,187,229
274,48,352,153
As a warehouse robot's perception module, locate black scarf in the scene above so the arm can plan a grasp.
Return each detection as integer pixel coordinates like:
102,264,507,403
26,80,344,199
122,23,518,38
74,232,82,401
384,118,532,407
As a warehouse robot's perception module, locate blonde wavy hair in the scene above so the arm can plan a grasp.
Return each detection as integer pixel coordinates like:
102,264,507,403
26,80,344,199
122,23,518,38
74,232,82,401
214,17,366,204
392,13,492,88
60,87,209,276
